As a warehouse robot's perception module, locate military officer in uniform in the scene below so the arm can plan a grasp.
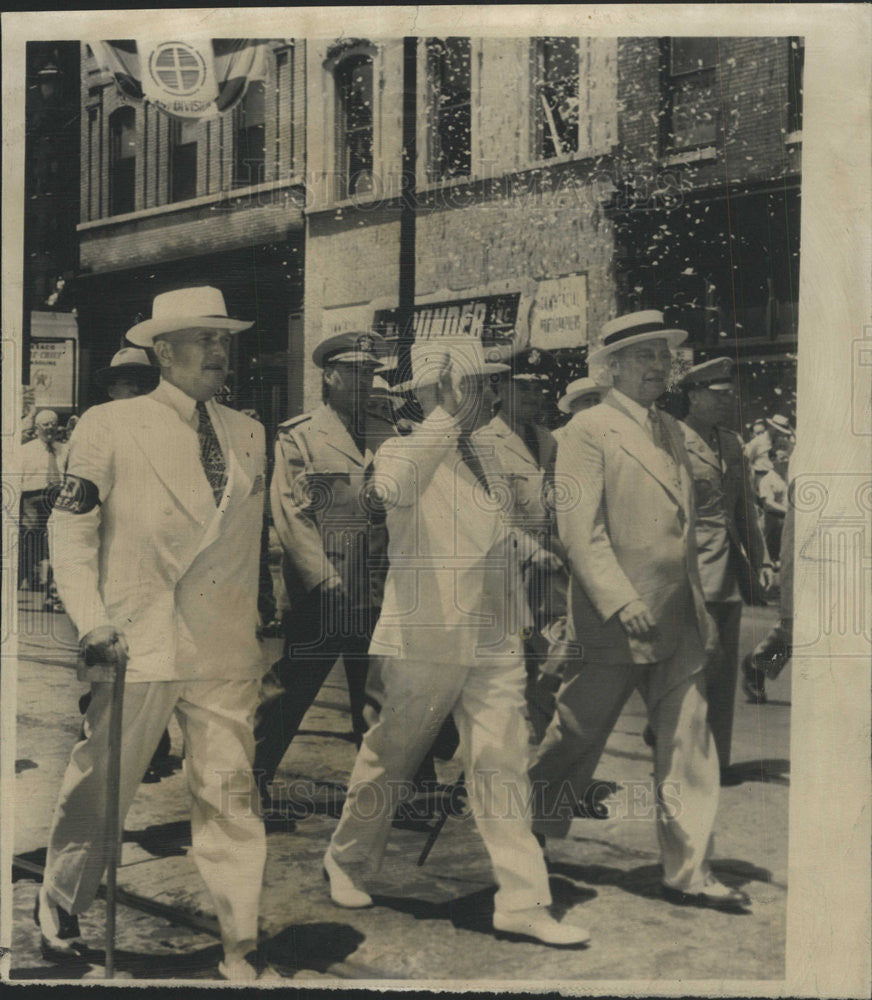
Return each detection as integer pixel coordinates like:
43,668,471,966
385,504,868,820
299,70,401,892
254,331,387,809
472,348,565,739
678,358,774,773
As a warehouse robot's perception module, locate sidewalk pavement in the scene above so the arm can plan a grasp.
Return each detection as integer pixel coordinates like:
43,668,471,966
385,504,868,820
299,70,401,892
9,595,790,983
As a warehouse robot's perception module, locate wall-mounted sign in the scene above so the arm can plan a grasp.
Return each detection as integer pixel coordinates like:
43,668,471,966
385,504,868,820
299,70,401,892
529,274,588,350
374,291,526,346
30,338,78,409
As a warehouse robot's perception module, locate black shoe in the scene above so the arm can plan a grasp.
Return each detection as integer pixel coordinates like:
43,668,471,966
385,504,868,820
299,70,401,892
34,888,85,962
662,876,751,914
741,654,767,703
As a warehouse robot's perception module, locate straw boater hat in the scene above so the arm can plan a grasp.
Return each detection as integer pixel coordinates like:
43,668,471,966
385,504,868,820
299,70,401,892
765,413,795,437
587,310,688,366
557,376,604,413
409,337,509,390
678,357,735,392
312,330,384,369
94,347,159,389
125,286,252,347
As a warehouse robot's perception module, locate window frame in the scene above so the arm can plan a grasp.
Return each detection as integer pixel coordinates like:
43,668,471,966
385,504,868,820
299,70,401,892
168,117,199,203
334,51,375,199
426,36,473,182
108,105,136,216
532,36,581,162
660,37,721,155
233,79,267,189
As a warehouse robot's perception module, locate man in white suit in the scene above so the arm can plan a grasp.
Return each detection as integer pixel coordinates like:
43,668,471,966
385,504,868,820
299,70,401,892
530,311,751,913
322,338,590,947
39,287,272,981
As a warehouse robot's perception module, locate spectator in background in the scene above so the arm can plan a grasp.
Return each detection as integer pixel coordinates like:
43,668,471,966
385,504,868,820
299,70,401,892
743,418,772,479
18,409,67,610
94,346,160,401
758,445,792,565
743,455,795,704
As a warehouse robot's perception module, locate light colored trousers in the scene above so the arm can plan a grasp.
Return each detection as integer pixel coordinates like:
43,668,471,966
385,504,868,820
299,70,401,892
44,679,266,955
530,622,720,892
330,655,551,915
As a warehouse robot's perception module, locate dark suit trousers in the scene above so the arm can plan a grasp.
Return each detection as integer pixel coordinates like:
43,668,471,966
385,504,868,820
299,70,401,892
254,591,374,788
704,600,743,771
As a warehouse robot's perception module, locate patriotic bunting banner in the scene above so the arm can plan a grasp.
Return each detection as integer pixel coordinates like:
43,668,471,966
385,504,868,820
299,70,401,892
90,38,266,120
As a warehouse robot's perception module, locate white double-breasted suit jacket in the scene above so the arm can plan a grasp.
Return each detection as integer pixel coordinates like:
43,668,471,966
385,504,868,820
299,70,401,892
49,380,267,683
556,389,714,670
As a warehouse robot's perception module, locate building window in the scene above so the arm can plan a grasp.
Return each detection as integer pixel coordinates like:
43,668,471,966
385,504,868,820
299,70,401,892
234,79,266,188
108,106,136,215
427,38,471,180
533,37,579,159
663,37,720,152
335,53,374,198
169,118,198,202
787,37,804,134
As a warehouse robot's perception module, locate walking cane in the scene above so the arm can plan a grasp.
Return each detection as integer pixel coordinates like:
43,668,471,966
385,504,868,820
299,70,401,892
104,644,127,979
417,772,465,867
81,639,127,979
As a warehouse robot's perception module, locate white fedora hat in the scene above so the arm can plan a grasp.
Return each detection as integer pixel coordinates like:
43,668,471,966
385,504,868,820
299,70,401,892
765,413,795,437
409,337,509,390
126,286,252,346
94,347,159,387
587,310,687,366
557,376,604,414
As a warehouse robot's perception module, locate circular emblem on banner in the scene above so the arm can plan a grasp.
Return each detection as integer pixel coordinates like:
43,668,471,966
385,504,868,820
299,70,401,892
148,42,207,97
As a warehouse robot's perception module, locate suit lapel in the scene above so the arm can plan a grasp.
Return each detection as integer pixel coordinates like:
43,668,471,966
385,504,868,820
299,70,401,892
605,393,684,507
127,397,217,528
486,416,538,469
189,407,258,562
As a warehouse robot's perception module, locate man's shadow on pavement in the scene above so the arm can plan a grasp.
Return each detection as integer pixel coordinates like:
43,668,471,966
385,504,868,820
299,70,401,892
721,758,790,787
263,921,366,973
545,857,773,911
370,882,598,938
13,923,367,980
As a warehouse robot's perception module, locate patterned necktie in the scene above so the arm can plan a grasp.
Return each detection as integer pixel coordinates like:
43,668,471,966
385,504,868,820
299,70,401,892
196,401,228,505
45,441,61,486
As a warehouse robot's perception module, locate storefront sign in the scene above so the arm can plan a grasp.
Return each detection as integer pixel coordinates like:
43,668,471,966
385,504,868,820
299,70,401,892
373,291,524,345
30,338,77,409
529,274,588,349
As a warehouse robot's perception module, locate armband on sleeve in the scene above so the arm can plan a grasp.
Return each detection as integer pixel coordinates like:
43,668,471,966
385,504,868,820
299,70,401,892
53,474,101,514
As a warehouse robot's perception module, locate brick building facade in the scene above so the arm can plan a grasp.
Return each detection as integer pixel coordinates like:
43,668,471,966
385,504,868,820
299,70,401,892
612,36,802,424
302,35,801,426
42,35,801,430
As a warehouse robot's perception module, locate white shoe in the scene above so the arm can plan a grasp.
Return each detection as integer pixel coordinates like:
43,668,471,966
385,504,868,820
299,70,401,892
34,886,84,961
493,907,590,947
322,850,373,909
218,950,283,981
